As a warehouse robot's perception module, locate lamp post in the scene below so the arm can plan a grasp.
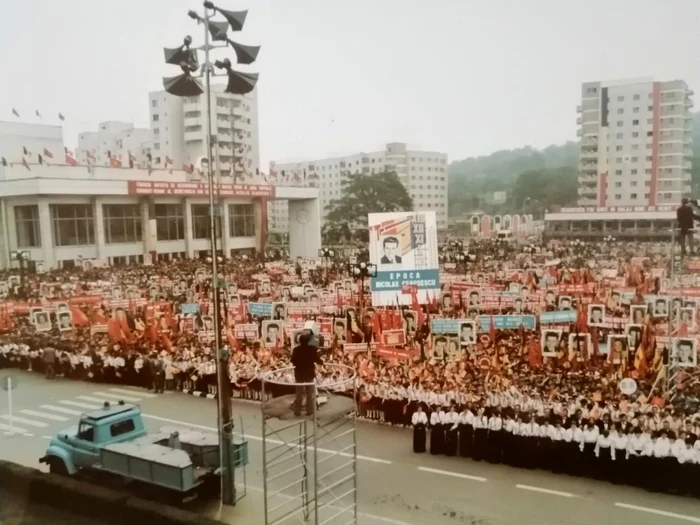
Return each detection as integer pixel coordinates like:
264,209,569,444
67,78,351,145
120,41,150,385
319,248,335,284
161,1,260,506
349,261,377,316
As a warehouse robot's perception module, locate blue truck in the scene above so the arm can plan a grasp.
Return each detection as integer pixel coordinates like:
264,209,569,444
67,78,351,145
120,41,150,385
39,400,248,501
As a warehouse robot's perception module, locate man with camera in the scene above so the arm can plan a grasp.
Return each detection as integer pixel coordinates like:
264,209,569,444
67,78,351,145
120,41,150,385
291,321,324,416
676,197,700,255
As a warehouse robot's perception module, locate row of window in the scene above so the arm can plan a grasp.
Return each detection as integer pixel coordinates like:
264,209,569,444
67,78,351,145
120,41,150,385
14,203,256,248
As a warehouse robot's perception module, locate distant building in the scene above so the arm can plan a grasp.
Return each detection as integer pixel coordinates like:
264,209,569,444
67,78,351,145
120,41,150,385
77,121,152,168
269,142,448,232
147,85,260,178
489,191,507,204
0,121,65,165
577,78,693,208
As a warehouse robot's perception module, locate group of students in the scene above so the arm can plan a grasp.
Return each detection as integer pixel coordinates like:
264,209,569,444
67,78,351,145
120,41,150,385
412,404,700,498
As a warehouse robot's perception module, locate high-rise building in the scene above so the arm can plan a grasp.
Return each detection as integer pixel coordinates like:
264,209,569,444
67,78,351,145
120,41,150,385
0,121,65,164
577,78,693,207
147,85,260,177
77,121,152,167
268,142,448,232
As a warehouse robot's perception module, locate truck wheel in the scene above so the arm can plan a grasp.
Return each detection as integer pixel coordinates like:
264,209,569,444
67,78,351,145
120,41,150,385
48,458,68,476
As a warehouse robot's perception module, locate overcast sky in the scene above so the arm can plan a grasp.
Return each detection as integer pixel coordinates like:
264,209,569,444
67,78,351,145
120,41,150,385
2,0,700,167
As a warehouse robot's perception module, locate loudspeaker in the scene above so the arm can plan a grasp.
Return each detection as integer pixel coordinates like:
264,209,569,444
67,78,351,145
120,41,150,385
218,8,248,31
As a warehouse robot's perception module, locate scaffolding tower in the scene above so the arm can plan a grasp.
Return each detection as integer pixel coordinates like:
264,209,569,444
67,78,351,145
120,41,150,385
261,364,358,525
666,227,688,400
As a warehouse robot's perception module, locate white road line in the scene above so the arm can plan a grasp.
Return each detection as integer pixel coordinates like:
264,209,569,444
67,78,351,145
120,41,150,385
20,409,69,422
246,486,418,525
141,414,391,464
77,395,110,404
109,388,157,399
42,435,53,440
0,422,29,434
615,503,700,523
60,400,100,410
515,484,576,498
0,415,48,428
40,405,82,416
417,466,487,482
94,391,142,402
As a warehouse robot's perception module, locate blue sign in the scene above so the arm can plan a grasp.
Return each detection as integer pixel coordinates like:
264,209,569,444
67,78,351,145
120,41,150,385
370,269,440,292
180,303,200,315
248,302,273,317
540,310,577,324
431,319,460,334
476,315,536,332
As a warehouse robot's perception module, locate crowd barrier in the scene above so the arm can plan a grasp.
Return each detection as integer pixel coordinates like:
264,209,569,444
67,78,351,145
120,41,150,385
0,460,224,525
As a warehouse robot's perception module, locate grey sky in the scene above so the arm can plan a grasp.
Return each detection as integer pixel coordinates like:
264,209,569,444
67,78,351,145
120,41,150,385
2,0,699,167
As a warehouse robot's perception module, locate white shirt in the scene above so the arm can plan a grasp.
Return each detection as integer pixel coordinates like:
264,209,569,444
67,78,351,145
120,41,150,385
676,447,697,464
412,411,428,426
430,412,441,426
518,422,531,436
653,438,671,458
595,435,612,458
488,416,503,431
445,411,459,429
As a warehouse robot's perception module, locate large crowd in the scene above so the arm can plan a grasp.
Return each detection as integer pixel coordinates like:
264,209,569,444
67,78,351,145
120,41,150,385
1,239,699,498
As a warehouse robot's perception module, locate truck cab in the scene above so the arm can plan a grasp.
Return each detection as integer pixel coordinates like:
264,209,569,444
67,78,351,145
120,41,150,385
41,401,146,474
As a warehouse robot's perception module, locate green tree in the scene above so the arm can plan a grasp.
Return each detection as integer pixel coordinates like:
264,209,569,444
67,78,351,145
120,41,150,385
324,172,413,240
507,166,579,217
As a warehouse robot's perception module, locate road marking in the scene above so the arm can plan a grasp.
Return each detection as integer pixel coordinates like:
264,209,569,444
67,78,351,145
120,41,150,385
42,436,53,440
40,405,82,416
515,484,576,498
109,388,157,399
246,486,418,525
77,395,110,404
94,391,142,402
417,466,487,482
142,414,391,464
615,503,700,523
0,422,29,434
60,400,100,410
20,409,69,422
0,415,48,428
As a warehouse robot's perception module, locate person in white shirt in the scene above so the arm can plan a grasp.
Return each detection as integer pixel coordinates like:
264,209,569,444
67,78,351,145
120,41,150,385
609,425,629,484
580,420,599,478
472,408,489,462
458,407,474,459
411,405,428,453
594,429,613,481
444,405,459,457
486,409,503,464
429,405,445,456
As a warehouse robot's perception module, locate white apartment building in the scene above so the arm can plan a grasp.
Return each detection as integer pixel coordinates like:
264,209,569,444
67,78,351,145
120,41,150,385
268,142,448,232
148,85,260,177
577,78,693,207
76,121,152,167
0,121,66,164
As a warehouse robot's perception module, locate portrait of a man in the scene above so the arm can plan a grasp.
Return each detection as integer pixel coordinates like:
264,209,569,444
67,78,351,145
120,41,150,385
441,292,453,311
334,319,347,343
541,330,561,357
626,324,643,351
459,321,476,345
653,298,668,318
468,290,481,307
403,311,417,336
588,304,605,326
673,338,697,367
545,290,557,307
558,296,572,311
264,321,281,347
57,312,73,331
630,305,647,325
608,335,628,364
432,335,448,361
380,236,402,265
273,302,286,321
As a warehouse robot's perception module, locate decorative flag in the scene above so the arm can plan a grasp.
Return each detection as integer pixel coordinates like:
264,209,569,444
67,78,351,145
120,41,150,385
58,113,65,121
43,148,53,159
22,146,29,156
183,163,193,174
12,108,19,117
65,153,78,166
38,154,43,165
86,150,96,163
165,156,172,165
110,156,122,168
1,157,6,167
128,152,136,168
35,110,42,119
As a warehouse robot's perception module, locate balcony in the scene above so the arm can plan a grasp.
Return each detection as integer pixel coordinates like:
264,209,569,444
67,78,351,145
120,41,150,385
576,117,583,125
578,187,597,197
576,129,583,137
683,148,693,157
184,130,204,142
576,105,582,113
580,150,598,161
578,172,597,182
685,98,694,108
578,197,597,206
184,117,203,127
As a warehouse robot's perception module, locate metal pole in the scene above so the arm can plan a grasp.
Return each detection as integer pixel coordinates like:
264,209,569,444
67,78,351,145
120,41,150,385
261,379,268,523
7,377,13,433
204,6,235,506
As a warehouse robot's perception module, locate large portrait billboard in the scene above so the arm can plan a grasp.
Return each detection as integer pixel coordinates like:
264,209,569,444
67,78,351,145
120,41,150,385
368,211,440,306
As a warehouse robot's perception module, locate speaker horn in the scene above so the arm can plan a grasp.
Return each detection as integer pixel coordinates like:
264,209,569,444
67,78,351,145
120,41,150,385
163,46,199,71
208,20,229,41
226,40,260,65
163,71,204,97
217,8,248,31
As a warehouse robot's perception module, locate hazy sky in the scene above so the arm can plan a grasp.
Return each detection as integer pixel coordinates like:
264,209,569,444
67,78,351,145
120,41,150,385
2,0,700,167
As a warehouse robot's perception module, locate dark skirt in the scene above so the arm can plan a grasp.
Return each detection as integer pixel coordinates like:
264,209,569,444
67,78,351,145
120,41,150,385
473,428,488,461
445,427,458,457
413,424,427,453
459,424,473,458
487,429,502,463
430,424,444,455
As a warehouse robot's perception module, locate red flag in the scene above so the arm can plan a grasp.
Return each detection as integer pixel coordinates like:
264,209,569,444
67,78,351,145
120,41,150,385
22,157,30,171
43,148,53,159
107,317,124,342
489,313,496,344
70,305,89,326
528,336,541,368
410,288,424,327
110,157,122,168
372,312,382,338
591,327,599,357
65,154,78,166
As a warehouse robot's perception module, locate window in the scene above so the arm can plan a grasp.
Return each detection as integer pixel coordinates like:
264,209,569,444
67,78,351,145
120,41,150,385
229,204,255,237
615,182,622,188
152,114,159,122
631,181,637,187
615,194,622,200
647,131,653,137
77,423,95,442
615,170,622,175
616,133,623,139
14,205,40,247
617,96,624,102
632,132,639,138
633,107,640,113
152,100,158,107
646,156,653,161
645,193,650,199
632,119,639,125
617,109,624,114
51,204,94,247
645,181,651,186
633,94,640,101
645,169,652,174
631,157,638,162
616,146,622,151
103,204,142,244
155,204,184,241
631,169,638,174
110,418,136,437
617,121,623,127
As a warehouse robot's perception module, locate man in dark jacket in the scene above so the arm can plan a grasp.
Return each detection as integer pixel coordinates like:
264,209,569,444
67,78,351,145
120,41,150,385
677,198,700,255
291,329,323,416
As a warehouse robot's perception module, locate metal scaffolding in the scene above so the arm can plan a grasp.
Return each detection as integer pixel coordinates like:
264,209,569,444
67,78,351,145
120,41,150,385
261,364,358,525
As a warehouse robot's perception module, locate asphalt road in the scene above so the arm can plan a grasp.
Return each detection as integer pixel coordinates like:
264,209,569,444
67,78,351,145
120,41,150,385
1,370,699,525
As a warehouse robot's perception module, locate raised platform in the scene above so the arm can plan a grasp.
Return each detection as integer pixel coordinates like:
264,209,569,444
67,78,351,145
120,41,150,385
261,394,355,421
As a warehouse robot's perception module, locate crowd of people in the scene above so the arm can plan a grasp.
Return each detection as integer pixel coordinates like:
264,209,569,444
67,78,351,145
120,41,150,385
0,239,699,498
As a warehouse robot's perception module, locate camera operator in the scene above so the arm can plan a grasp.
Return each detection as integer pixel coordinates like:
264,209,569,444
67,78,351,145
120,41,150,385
676,197,700,255
291,322,324,416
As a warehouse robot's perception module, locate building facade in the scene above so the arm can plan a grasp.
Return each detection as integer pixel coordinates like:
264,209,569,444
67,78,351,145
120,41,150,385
76,121,152,167
0,121,66,165
577,78,693,208
268,142,448,232
148,85,260,178
0,163,321,271
544,206,676,242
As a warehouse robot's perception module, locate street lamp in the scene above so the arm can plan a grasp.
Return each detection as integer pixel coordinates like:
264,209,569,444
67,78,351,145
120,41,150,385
349,261,377,315
161,1,260,506
603,235,616,244
319,247,335,262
